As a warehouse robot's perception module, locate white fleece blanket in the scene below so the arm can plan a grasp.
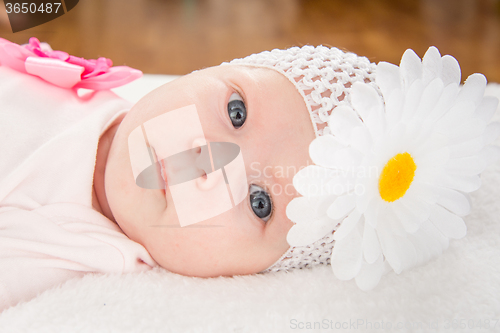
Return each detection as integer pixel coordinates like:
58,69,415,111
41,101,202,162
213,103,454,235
0,77,499,333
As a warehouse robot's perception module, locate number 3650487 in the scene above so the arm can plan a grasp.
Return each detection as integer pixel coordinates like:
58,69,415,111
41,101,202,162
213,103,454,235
5,3,62,14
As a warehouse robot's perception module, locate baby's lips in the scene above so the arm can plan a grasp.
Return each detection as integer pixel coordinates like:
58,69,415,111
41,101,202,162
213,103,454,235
135,159,165,190
159,159,168,186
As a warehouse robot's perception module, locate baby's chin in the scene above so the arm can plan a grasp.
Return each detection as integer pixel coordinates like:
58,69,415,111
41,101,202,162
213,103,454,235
152,254,270,278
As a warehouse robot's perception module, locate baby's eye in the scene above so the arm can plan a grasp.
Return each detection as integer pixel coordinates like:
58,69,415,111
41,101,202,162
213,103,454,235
249,184,272,222
227,92,247,128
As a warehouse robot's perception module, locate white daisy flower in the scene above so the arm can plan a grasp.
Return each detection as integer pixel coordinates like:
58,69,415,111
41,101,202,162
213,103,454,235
286,47,500,290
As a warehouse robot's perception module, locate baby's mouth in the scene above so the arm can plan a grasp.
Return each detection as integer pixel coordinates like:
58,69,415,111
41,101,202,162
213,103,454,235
151,147,167,197
159,158,169,189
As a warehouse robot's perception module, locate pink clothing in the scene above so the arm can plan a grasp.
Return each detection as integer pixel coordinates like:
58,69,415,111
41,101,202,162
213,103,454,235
0,66,157,312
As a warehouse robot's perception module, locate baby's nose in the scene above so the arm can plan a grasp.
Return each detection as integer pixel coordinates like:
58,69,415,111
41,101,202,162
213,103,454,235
164,138,210,186
194,141,243,192
191,138,223,191
192,138,212,177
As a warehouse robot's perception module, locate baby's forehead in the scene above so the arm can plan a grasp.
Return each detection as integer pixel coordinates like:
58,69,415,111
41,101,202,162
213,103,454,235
192,63,282,81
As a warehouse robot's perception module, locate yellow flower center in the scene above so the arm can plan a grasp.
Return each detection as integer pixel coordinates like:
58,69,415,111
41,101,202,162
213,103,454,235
378,152,417,202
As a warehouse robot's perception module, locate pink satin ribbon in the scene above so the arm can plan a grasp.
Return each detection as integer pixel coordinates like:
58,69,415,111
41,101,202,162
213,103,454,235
0,37,142,90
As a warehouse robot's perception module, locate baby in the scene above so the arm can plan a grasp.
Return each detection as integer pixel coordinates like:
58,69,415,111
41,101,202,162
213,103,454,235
99,62,316,277
1,37,497,311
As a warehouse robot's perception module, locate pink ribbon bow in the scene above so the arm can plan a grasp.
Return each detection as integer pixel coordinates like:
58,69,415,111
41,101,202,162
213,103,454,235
0,37,142,90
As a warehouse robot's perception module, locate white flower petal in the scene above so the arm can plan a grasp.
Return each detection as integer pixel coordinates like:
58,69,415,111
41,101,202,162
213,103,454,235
355,255,386,291
476,96,499,122
422,46,442,85
376,210,418,273
397,237,418,272
351,83,386,140
362,222,381,264
331,223,363,280
441,55,461,86
435,101,475,133
327,179,355,196
387,122,407,146
400,49,423,89
309,135,362,170
351,82,384,121
366,112,386,144
384,88,404,129
399,194,431,224
413,165,442,186
391,200,420,233
479,145,500,166
420,218,450,251
446,118,487,146
415,147,450,169
448,136,485,158
286,196,319,224
309,135,345,165
432,186,470,216
330,147,364,170
287,215,337,247
429,204,467,239
434,173,481,193
456,73,486,107
483,122,500,145
411,131,448,160
357,190,374,215
349,126,372,154
445,155,486,176
376,61,401,97
355,173,377,213
407,220,446,264
426,83,459,123
401,79,424,123
364,198,382,228
327,105,363,145
409,180,439,205
377,205,406,237
327,194,356,220
455,120,482,147
332,209,362,241
293,165,341,197
403,119,423,146
378,228,416,274
406,231,430,264
392,194,431,234
413,78,444,123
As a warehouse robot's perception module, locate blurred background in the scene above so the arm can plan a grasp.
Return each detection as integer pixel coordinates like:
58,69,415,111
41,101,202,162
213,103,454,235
1,0,500,82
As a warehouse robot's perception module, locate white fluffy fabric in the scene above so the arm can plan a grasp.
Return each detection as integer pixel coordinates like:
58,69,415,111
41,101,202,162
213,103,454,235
0,77,499,333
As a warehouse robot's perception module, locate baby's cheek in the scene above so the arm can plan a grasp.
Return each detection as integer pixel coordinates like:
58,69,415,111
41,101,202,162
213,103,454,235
138,197,277,276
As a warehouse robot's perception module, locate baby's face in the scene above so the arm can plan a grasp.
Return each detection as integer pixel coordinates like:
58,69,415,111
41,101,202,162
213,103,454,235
104,65,315,277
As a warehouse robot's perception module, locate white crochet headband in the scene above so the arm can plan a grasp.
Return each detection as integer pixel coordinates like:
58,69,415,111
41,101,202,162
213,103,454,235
227,45,500,290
